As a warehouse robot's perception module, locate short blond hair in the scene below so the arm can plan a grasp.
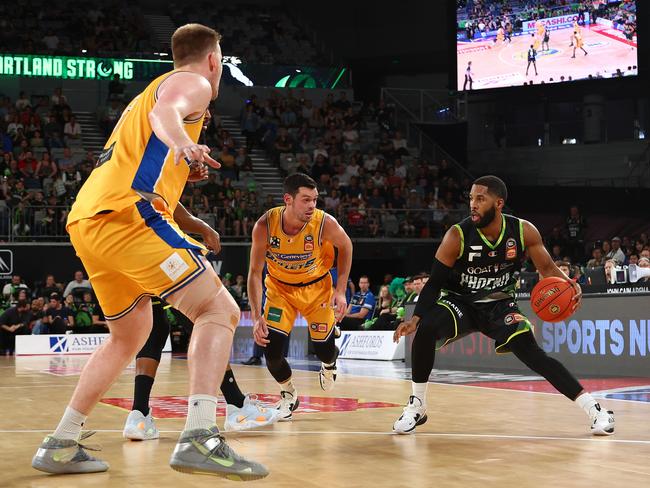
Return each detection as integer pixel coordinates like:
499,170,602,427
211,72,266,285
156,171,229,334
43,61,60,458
171,23,222,65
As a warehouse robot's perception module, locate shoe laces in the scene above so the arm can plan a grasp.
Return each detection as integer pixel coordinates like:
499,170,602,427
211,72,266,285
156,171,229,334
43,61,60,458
245,394,269,412
76,431,102,452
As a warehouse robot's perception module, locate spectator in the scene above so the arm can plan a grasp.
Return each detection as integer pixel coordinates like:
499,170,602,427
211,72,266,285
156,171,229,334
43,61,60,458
339,275,376,331
0,299,31,354
604,259,617,284
2,275,29,306
586,247,605,268
63,116,82,141
71,291,106,333
38,274,63,298
607,237,626,264
41,292,74,334
62,270,92,298
29,298,47,334
108,74,125,101
566,205,586,261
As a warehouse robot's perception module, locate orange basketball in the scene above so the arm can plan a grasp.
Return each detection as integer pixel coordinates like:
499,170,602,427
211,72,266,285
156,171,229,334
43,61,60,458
530,276,576,322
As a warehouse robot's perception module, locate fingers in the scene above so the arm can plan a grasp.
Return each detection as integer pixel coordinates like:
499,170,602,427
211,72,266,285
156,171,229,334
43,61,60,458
203,152,221,169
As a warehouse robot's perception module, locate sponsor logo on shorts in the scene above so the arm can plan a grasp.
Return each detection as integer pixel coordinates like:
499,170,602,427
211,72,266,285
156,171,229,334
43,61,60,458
440,299,464,318
160,252,190,282
267,307,283,323
304,234,314,251
310,322,328,333
504,312,526,325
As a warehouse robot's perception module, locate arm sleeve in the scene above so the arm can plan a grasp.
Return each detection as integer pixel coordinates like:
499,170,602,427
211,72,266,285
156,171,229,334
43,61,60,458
413,258,453,320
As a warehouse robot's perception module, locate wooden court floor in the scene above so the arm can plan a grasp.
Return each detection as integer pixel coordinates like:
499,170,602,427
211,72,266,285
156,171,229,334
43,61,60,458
1,354,649,487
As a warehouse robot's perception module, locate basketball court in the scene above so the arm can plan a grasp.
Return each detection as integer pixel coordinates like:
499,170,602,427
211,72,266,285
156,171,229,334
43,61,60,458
3,354,650,487
457,24,638,90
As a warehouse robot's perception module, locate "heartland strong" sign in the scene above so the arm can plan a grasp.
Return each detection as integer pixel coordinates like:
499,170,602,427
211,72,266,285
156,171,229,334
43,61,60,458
0,54,148,79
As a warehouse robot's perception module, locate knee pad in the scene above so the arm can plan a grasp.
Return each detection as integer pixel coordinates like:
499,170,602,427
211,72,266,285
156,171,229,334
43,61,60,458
166,264,240,334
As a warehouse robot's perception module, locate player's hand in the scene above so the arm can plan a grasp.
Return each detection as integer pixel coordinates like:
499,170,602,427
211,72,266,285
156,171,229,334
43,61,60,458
253,316,270,346
393,316,419,343
570,280,582,313
174,143,221,169
201,227,221,255
187,161,209,182
331,290,347,321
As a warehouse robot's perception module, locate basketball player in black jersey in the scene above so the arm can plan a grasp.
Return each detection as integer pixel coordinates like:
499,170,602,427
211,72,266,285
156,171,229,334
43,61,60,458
392,175,615,436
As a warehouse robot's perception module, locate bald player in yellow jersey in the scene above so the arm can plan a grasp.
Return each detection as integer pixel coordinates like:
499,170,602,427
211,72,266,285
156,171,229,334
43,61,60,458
32,24,268,480
248,173,353,420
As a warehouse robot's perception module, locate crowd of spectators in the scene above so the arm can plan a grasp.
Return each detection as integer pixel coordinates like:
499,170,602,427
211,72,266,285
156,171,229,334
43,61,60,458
234,90,469,238
0,0,152,56
0,267,251,355
0,89,93,239
168,2,326,66
458,0,635,41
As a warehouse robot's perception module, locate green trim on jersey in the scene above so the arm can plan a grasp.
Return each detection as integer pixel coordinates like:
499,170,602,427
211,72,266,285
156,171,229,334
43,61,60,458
519,219,526,250
476,214,506,250
454,224,465,258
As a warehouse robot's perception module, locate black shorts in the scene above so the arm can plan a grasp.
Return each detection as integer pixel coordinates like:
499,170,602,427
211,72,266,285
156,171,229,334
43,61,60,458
430,295,533,353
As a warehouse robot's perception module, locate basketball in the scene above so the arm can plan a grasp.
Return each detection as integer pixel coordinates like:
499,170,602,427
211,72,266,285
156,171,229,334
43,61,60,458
530,276,576,322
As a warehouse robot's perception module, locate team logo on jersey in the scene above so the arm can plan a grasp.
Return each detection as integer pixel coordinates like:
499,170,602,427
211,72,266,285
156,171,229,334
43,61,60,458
488,250,498,258
270,236,281,248
468,245,482,262
304,234,314,251
506,238,517,260
504,313,526,325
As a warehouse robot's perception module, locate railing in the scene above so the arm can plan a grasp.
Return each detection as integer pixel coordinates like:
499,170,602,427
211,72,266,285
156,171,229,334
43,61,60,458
0,205,468,241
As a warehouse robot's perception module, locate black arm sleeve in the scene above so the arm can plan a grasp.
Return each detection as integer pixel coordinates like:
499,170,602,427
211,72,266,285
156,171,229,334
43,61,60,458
413,258,452,320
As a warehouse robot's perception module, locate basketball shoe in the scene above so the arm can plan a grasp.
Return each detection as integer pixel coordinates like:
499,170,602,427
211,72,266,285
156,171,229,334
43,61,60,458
590,404,615,435
224,394,281,432
276,390,300,421
169,426,269,480
393,395,428,434
123,409,160,440
32,431,109,474
319,346,339,391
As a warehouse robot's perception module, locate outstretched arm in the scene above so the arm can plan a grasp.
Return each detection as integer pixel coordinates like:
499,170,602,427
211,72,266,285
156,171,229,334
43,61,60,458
523,219,581,310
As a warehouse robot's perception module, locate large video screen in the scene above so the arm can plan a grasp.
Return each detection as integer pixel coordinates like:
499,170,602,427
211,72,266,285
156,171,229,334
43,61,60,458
456,0,638,90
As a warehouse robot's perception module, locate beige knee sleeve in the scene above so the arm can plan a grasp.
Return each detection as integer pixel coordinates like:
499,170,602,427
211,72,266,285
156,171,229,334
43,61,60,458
166,264,240,333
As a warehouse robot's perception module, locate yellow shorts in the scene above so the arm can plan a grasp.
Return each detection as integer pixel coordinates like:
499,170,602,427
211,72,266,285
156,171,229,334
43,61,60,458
263,273,335,342
68,200,207,320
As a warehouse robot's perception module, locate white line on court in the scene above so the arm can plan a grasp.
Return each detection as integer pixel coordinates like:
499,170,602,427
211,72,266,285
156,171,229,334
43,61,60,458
1,429,649,445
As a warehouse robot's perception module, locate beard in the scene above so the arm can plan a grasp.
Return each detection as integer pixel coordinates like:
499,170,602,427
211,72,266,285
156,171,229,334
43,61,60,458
473,206,496,228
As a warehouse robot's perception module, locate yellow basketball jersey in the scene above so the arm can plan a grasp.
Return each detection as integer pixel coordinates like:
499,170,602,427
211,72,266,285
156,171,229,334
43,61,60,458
67,69,205,226
265,206,331,284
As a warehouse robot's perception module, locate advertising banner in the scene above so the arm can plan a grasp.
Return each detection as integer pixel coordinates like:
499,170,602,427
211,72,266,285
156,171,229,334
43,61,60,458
335,331,405,360
16,333,171,356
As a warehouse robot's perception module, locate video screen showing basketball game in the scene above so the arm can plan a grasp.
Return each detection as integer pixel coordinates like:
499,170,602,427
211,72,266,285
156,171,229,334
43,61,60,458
456,0,638,90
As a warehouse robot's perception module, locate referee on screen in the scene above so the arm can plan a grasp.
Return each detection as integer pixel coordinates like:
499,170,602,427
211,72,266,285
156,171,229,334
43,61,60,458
526,44,538,76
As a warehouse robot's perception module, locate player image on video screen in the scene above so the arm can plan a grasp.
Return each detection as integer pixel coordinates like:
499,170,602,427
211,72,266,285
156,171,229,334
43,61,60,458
456,0,638,90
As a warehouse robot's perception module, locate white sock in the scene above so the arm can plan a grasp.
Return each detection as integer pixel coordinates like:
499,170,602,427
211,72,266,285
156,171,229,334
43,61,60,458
53,406,87,440
280,378,296,396
412,382,428,406
575,392,598,416
185,394,218,432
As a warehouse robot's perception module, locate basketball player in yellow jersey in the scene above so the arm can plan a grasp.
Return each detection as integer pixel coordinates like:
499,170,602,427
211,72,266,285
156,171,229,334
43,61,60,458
32,24,268,480
248,173,353,420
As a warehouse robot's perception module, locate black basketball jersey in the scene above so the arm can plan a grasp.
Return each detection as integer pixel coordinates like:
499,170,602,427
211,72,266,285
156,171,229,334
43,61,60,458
443,214,525,302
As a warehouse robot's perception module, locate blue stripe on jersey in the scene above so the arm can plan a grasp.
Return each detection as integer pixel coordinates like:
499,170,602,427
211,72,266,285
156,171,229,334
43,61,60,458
135,200,202,250
132,132,168,193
